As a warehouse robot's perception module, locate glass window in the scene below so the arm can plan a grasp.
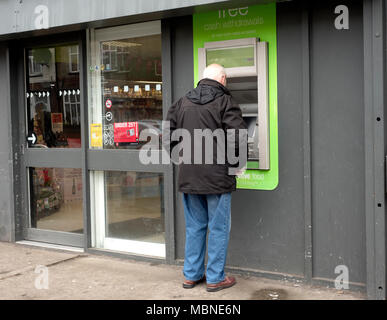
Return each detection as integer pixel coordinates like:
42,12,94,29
89,35,162,150
91,171,165,255
26,44,81,148
105,171,164,242
68,45,79,73
29,167,83,233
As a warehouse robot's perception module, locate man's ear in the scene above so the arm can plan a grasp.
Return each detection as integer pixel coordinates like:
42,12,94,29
222,75,227,86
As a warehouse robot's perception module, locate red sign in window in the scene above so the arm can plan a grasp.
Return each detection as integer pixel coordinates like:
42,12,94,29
113,122,139,143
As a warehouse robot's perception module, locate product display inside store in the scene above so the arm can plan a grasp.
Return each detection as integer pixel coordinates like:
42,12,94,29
30,167,83,233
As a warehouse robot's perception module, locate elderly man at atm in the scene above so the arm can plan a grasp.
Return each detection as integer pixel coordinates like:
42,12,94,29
165,63,247,292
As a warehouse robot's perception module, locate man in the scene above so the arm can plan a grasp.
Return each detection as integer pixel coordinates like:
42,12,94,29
165,63,247,292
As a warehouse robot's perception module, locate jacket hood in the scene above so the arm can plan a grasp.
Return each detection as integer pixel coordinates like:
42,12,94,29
186,78,230,105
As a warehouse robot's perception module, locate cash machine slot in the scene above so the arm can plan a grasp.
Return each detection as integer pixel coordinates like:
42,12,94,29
198,38,270,170
227,77,259,161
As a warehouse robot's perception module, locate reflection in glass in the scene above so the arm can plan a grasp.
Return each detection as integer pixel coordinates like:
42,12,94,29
30,167,83,233
98,35,163,150
104,171,165,244
26,45,81,148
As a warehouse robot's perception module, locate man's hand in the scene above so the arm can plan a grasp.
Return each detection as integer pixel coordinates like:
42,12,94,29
235,166,246,177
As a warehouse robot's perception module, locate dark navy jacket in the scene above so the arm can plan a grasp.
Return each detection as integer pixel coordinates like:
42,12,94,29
165,78,247,194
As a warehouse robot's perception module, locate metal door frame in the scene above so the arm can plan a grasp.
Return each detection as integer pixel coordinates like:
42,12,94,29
363,0,386,300
15,31,86,247
85,21,175,261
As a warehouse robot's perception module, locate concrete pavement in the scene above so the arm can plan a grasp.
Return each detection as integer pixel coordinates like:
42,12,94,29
0,242,366,300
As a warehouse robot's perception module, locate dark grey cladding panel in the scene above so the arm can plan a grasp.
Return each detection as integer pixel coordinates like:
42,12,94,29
0,45,14,242
310,0,366,284
166,16,195,261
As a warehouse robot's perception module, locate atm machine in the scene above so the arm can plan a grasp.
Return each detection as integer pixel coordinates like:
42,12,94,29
198,38,270,170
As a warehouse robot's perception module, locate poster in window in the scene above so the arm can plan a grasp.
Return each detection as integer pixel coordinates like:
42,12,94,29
90,123,103,147
113,122,139,143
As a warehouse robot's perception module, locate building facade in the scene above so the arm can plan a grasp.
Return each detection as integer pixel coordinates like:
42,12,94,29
0,0,385,300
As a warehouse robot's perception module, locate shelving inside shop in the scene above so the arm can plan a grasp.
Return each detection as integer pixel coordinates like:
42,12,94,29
102,81,162,101
101,80,163,126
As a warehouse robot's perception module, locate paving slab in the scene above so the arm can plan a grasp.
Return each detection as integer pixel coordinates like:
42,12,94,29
0,242,80,281
0,242,366,300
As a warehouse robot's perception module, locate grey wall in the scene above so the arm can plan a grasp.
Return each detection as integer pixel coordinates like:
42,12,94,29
0,0,227,35
0,45,14,242
310,0,366,284
0,0,278,38
167,16,195,263
169,0,367,287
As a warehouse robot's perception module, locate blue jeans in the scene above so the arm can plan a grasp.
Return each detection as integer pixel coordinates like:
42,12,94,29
182,193,231,284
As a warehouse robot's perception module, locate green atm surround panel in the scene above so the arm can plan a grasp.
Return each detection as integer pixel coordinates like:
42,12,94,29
193,3,278,190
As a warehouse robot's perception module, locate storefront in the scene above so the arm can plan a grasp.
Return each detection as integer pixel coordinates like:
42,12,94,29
0,0,386,299
10,21,173,259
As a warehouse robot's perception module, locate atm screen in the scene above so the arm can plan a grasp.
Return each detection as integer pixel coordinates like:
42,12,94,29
206,46,255,68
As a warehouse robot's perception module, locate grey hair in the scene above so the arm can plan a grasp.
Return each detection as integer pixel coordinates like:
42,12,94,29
203,63,226,81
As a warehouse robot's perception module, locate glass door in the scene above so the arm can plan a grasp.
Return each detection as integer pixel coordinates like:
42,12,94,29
88,21,170,258
21,37,85,247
